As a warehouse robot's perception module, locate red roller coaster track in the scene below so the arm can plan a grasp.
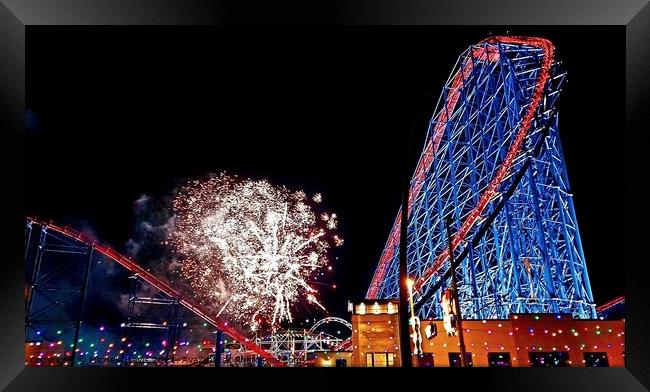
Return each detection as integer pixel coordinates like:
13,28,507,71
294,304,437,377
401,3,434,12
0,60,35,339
27,217,285,366
595,295,625,314
368,36,555,298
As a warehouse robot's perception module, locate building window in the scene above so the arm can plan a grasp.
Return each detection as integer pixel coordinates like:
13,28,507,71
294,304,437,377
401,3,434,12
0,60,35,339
584,352,609,367
418,353,434,367
374,353,388,367
366,352,395,367
449,352,473,367
488,352,512,367
529,352,570,367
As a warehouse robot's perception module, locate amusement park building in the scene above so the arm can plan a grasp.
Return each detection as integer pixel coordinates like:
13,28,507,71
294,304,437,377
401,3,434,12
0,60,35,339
346,300,624,367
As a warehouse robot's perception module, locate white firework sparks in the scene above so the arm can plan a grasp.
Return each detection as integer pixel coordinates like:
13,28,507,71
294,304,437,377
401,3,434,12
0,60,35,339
169,173,341,329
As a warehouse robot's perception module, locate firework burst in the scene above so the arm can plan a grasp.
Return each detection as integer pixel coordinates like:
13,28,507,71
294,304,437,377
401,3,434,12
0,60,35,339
169,173,341,330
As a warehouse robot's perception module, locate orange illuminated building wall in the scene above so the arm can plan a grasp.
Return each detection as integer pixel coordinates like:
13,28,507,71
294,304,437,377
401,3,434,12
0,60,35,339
348,300,624,367
311,352,353,367
350,300,402,367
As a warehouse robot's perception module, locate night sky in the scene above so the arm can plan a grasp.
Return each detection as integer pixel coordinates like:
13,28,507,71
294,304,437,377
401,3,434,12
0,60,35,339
26,26,624,323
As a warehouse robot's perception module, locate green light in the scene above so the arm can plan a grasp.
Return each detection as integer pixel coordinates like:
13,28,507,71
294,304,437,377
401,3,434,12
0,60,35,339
596,330,601,335
90,343,94,347
145,343,150,347
78,338,83,343
203,323,208,327
534,315,540,320
57,330,62,335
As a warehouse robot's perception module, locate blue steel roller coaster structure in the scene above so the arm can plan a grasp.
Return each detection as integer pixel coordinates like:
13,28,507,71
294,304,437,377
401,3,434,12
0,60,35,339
367,36,597,320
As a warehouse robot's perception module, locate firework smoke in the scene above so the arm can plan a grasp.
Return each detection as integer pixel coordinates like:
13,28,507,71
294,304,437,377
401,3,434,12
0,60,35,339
169,173,341,330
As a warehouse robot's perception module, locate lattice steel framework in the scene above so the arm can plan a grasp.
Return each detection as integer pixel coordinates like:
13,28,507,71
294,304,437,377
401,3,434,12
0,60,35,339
254,329,345,367
367,37,597,320
253,317,352,366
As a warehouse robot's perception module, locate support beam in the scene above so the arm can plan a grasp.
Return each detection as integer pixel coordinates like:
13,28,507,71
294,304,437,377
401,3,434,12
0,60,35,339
70,245,93,367
214,330,223,368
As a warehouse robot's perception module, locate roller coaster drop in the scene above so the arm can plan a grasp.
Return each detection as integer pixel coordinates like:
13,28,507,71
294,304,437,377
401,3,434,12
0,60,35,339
367,36,597,320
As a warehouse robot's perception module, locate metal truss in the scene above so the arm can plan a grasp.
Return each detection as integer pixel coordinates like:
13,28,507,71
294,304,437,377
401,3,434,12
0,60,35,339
367,37,596,320
25,219,94,366
254,328,345,367
121,275,181,364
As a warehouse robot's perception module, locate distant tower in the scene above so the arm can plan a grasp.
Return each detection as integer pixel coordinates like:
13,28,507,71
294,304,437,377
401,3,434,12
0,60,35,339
367,37,597,320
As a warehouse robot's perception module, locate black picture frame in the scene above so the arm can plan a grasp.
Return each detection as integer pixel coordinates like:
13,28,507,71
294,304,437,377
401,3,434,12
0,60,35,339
1,1,648,390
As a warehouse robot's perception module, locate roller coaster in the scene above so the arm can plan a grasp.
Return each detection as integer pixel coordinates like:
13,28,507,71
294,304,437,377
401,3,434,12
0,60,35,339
367,36,597,320
26,218,353,367
254,317,352,366
26,36,613,368
25,217,284,366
